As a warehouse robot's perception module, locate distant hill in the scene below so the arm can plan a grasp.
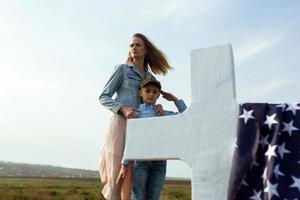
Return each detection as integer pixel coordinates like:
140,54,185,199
0,161,99,178
0,161,190,183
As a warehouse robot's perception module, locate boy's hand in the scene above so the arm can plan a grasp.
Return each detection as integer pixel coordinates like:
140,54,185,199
120,106,140,119
160,90,178,102
155,104,164,116
116,165,127,184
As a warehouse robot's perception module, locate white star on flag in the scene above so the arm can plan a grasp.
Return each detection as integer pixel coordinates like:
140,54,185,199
234,137,238,148
277,142,291,159
290,176,300,192
242,179,249,186
265,145,277,161
264,180,279,198
276,103,286,112
273,164,285,179
262,167,268,180
249,189,262,200
281,120,299,137
286,103,300,115
264,114,278,130
239,109,255,124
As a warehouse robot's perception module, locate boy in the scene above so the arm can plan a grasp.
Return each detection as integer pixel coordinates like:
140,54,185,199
118,79,187,200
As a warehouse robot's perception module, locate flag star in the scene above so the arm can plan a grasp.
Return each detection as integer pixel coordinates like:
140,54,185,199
277,142,291,160
264,114,278,130
281,120,299,137
276,103,286,112
290,176,300,192
249,189,262,200
250,159,259,170
260,135,269,149
238,109,255,124
241,179,248,186
265,145,277,161
262,167,268,180
273,164,284,179
234,137,238,148
264,180,279,198
285,102,300,115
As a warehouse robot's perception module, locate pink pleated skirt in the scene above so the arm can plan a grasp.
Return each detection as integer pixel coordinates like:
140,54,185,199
99,114,132,200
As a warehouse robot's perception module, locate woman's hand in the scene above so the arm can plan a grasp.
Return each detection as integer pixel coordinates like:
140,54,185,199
160,90,178,102
116,165,127,184
155,104,164,116
120,106,139,119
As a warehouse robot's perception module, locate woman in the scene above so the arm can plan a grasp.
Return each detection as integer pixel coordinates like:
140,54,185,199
99,33,172,200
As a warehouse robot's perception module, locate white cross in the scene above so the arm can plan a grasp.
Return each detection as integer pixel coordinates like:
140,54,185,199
123,44,238,199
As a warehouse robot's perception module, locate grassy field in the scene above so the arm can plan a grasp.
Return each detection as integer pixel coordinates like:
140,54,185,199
0,177,191,200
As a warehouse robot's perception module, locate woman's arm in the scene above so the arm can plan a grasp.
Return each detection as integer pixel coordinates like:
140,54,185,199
99,65,124,114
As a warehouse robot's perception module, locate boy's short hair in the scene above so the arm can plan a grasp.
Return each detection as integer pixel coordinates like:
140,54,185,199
139,79,161,90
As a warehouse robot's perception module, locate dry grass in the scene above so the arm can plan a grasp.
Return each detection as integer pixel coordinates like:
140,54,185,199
0,177,191,200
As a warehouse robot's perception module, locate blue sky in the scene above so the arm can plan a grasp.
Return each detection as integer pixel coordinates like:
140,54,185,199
0,1,299,178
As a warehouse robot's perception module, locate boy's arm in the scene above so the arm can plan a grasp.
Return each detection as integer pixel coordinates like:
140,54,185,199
161,90,187,113
116,164,127,184
174,99,187,113
160,90,178,102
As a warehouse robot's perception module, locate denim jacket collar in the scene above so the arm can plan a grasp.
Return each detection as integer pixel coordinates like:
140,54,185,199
127,63,153,80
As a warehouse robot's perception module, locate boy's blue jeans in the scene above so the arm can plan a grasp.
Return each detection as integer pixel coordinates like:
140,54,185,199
131,160,167,200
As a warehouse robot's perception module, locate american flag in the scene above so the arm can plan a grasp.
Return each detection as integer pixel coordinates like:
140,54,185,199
228,103,300,200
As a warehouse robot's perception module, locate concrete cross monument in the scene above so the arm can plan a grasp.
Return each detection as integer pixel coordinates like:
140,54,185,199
123,44,239,199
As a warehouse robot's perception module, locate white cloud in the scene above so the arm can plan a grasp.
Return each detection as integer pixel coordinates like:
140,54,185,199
235,36,281,64
0,68,58,97
239,79,289,103
0,20,18,39
143,0,198,18
254,80,286,97
130,0,228,22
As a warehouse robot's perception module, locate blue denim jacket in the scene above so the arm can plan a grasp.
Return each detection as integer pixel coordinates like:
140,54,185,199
121,99,187,165
99,63,156,114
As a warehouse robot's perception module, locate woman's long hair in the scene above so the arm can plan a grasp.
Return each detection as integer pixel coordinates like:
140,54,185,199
126,33,172,75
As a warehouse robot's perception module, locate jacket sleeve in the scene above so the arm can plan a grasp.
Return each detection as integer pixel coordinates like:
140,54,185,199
163,100,187,116
174,99,187,113
99,65,124,114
